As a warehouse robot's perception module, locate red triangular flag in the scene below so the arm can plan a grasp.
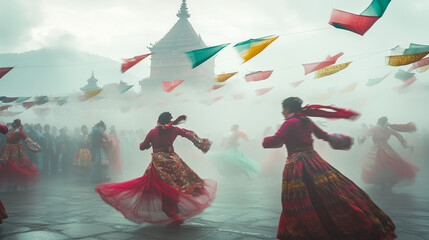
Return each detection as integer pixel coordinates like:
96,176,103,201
22,101,36,109
162,80,184,93
290,80,304,88
302,53,343,75
121,53,153,73
0,67,13,79
255,87,274,96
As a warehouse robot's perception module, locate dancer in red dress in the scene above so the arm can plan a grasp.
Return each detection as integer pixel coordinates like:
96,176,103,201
108,126,122,176
263,97,396,240
96,112,216,225
0,124,9,223
0,119,40,190
359,116,419,187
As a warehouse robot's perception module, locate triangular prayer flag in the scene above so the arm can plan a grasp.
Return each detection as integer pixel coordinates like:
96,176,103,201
57,97,68,106
2,97,19,103
216,72,238,82
394,76,417,91
162,80,184,93
302,52,344,75
234,36,279,63
208,85,225,92
0,67,13,79
22,101,36,109
314,62,352,79
119,85,134,94
15,97,31,103
329,0,391,36
185,43,230,68
408,57,429,72
395,69,415,80
403,43,429,55
417,65,429,73
290,80,304,88
84,89,103,98
0,105,10,111
387,52,429,66
212,96,223,103
35,96,49,105
255,87,274,96
341,83,359,93
245,70,273,82
121,53,153,73
366,73,390,86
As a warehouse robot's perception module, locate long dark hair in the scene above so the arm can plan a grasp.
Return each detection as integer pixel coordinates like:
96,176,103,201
282,97,309,123
157,112,187,135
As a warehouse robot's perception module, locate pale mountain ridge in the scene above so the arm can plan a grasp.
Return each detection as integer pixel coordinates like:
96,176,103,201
0,47,142,97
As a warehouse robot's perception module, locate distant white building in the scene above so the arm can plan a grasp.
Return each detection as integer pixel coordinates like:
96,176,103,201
139,0,215,92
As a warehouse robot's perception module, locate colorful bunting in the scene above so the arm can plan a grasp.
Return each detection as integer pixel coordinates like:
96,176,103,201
185,43,230,68
395,76,417,91
387,52,429,66
216,72,238,82
302,52,344,75
290,80,304,88
314,62,352,79
395,69,415,80
121,53,153,73
255,87,274,96
233,36,279,63
162,80,184,93
366,73,390,86
57,97,68,106
245,70,273,82
0,67,13,80
329,0,391,36
403,43,429,55
119,85,134,94
408,57,429,72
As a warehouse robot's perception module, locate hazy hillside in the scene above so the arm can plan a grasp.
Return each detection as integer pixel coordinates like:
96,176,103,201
0,47,142,96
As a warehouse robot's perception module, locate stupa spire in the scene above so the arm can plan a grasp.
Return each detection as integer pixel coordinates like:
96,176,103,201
176,0,190,19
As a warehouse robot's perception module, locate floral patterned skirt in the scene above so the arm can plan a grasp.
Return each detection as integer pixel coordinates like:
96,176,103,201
0,144,40,188
278,150,396,240
95,152,217,224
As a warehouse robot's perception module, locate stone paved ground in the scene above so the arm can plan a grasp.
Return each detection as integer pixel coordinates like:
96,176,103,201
1,168,429,240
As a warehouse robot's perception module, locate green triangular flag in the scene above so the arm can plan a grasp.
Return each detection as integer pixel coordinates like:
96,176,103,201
186,43,230,69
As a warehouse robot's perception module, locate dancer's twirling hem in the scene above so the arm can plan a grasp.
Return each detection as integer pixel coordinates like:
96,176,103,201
95,113,216,225
359,117,419,187
262,97,396,240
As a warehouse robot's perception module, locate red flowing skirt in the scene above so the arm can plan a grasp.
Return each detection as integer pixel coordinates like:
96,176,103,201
0,143,40,188
96,152,217,224
279,150,396,240
0,200,7,224
362,142,420,186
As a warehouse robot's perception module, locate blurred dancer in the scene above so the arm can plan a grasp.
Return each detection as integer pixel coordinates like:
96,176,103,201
0,124,9,223
359,116,419,188
208,124,259,178
89,121,112,183
0,119,40,190
73,125,92,175
263,97,396,240
96,112,216,225
108,126,122,176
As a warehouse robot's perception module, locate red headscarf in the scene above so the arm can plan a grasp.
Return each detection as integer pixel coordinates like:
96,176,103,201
296,104,360,120
157,115,187,129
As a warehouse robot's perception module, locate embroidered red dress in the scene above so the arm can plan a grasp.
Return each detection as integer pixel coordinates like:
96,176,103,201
0,127,40,189
95,126,216,224
361,125,419,186
263,116,396,240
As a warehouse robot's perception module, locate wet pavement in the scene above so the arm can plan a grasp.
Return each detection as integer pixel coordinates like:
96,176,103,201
1,169,429,240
